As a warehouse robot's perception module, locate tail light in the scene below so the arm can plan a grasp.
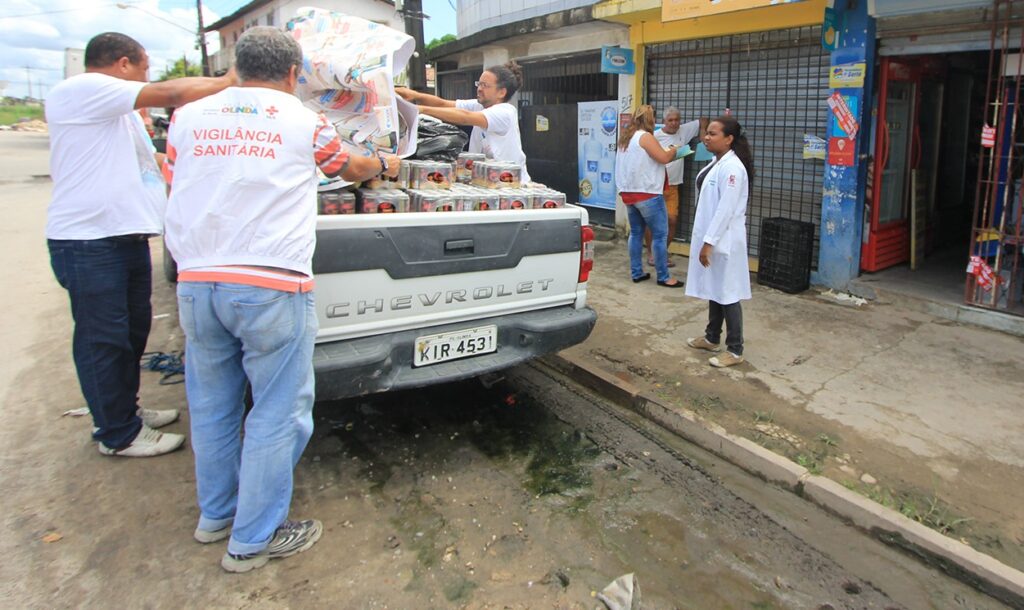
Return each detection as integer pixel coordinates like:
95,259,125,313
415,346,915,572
579,225,595,282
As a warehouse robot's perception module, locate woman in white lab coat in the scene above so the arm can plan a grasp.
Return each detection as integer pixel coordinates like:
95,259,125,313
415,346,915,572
685,116,754,367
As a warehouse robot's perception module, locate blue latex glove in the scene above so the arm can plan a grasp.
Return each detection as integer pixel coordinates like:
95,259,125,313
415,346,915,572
672,145,693,160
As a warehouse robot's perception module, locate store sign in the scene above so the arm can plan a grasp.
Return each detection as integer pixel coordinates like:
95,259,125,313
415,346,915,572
829,62,866,89
827,91,859,139
601,46,635,75
663,0,806,22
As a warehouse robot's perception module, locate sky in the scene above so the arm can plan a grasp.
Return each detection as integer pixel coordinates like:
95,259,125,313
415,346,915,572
0,0,457,100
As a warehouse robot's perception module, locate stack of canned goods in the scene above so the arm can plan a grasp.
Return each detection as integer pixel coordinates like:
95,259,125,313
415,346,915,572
456,152,486,184
318,157,567,214
358,189,410,213
317,190,357,215
472,160,522,189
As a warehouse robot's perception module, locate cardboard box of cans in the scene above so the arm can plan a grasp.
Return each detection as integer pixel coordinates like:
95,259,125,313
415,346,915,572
317,153,566,215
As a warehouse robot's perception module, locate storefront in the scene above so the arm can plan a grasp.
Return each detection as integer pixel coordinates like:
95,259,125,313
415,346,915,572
595,0,829,264
861,1,1023,315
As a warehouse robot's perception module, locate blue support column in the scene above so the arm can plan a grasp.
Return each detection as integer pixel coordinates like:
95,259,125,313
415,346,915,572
814,2,876,290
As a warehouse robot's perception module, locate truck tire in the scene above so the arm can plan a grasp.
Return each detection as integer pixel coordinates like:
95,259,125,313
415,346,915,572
162,241,178,284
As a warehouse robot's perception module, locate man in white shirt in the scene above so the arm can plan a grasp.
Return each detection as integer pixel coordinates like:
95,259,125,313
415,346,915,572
164,26,400,573
649,107,707,266
396,61,531,182
46,32,236,458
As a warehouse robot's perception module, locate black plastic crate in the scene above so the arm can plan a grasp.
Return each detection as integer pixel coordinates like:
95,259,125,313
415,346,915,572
757,217,814,294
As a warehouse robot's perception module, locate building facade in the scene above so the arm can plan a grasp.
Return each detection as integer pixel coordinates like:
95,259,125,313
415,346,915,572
204,0,404,74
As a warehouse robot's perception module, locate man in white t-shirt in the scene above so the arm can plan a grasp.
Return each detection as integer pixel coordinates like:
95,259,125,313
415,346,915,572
648,107,707,266
396,61,531,182
164,26,400,573
46,32,236,458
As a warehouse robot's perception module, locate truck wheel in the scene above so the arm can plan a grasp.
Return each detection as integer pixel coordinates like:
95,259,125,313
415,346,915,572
162,241,178,284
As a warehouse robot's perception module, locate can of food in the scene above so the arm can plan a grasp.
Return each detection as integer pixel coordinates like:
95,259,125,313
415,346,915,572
419,192,454,212
338,191,357,214
415,161,454,189
473,193,500,211
499,189,528,210
394,160,411,189
319,192,341,215
472,160,489,187
530,190,566,209
456,152,486,184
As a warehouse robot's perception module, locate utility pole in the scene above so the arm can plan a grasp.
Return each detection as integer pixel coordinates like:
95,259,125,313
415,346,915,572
25,66,32,100
402,0,426,91
196,0,211,76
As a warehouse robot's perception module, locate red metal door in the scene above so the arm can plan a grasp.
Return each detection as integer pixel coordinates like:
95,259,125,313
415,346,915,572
862,58,921,272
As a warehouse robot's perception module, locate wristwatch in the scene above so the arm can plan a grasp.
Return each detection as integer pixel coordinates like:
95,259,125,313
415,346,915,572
378,155,389,176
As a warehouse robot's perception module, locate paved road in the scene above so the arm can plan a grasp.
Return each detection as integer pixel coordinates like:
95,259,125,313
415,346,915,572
0,131,1006,608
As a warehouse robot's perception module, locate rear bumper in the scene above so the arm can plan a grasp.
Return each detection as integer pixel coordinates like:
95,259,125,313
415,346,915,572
313,305,597,401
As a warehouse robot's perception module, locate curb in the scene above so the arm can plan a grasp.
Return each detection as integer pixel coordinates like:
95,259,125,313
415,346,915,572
542,352,1024,607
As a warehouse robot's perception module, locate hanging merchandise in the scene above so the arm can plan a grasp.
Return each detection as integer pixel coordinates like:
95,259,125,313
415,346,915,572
966,255,995,290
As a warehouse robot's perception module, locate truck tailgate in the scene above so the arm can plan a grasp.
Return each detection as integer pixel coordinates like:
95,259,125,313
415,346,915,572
311,207,588,343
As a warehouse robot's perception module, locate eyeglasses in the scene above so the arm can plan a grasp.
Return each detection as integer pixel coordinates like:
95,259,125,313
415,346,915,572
474,80,496,89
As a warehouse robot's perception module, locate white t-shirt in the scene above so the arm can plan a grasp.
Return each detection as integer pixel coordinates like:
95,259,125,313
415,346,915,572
46,73,166,239
455,99,531,182
655,120,700,186
614,131,665,195
164,87,341,277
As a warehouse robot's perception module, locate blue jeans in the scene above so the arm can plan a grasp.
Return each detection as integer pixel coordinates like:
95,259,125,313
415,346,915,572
176,282,318,555
48,237,151,449
626,195,670,282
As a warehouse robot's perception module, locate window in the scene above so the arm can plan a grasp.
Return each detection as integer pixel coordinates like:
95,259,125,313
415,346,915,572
266,13,275,26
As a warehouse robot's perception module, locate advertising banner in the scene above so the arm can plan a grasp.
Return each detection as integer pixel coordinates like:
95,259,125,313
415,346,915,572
663,0,805,22
578,101,618,210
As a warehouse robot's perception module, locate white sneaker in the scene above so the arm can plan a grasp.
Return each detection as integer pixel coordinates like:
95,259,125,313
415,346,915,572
98,425,185,457
709,352,744,368
139,407,179,429
93,407,179,435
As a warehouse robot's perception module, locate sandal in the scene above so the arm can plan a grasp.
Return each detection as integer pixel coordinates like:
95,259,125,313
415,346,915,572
632,273,651,283
657,279,684,288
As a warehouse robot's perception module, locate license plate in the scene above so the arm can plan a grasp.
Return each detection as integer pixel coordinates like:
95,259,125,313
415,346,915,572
414,325,497,367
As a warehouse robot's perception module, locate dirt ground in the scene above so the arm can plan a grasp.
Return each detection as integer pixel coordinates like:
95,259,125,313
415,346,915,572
564,240,1024,574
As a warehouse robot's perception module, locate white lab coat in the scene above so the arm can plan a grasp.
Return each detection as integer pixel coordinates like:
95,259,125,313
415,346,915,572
685,150,752,305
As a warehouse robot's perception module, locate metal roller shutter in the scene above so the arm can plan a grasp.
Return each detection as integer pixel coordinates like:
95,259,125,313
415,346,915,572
647,26,829,265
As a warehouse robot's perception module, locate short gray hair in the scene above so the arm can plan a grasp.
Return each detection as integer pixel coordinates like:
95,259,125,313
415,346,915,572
235,26,302,83
663,106,681,120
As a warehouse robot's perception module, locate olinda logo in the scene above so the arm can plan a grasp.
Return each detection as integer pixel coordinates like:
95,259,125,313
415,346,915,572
600,107,616,136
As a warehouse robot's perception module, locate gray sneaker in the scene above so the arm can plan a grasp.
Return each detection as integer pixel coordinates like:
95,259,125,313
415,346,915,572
97,425,185,457
194,525,232,544
221,519,323,573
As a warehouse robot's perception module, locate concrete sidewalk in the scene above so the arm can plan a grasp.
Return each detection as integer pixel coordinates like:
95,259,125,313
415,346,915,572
562,239,1024,580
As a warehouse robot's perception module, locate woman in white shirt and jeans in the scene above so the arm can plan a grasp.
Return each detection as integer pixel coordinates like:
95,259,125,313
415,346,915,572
396,62,530,182
615,104,685,288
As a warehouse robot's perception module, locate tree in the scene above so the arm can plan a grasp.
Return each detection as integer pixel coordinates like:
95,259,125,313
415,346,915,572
158,57,201,81
425,34,456,51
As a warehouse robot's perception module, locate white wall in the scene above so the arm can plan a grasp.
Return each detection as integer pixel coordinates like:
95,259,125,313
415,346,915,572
457,0,598,38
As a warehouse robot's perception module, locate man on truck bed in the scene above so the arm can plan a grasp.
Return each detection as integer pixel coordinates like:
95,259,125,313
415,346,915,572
396,61,531,183
163,26,400,573
46,32,236,458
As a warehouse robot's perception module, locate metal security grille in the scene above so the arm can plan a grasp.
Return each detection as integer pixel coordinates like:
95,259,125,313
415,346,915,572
647,26,829,264
436,68,480,101
518,53,617,105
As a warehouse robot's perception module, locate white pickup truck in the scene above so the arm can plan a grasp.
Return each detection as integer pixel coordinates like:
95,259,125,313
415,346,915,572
166,206,597,401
